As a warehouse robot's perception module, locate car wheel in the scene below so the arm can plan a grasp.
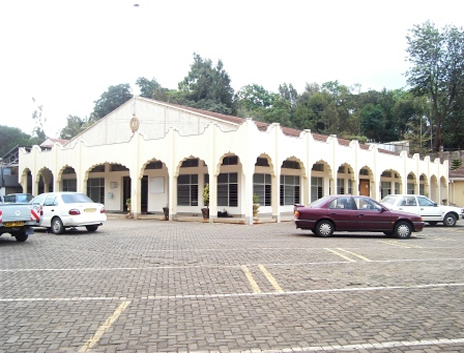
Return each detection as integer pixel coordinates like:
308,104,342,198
86,225,99,232
15,232,28,242
51,217,65,234
315,220,334,237
428,221,438,226
443,213,457,227
394,221,412,239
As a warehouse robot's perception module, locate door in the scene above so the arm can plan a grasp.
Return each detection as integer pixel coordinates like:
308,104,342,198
416,195,442,222
141,176,148,213
359,179,370,196
354,196,391,231
40,194,59,227
327,196,358,231
395,195,421,216
123,176,131,212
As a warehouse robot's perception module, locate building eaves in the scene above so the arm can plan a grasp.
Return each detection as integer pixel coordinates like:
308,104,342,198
450,166,464,179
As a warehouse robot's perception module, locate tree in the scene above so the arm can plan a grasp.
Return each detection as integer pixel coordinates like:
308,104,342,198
0,126,33,157
359,104,385,142
90,84,133,122
406,21,464,151
236,84,274,111
178,53,235,114
59,115,87,139
136,77,161,99
31,97,46,140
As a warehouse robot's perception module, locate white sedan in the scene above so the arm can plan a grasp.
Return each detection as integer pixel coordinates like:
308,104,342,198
30,192,107,234
381,194,464,227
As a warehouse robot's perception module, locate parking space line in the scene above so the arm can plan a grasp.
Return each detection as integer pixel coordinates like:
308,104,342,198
336,248,372,262
241,265,262,293
258,264,284,292
79,300,131,352
324,248,356,262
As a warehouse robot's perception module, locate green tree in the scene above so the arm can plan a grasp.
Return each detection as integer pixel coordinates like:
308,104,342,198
450,159,462,170
178,53,235,114
0,126,33,157
236,84,274,111
90,84,133,122
136,77,161,99
359,104,385,142
59,115,87,139
406,21,464,151
294,81,355,135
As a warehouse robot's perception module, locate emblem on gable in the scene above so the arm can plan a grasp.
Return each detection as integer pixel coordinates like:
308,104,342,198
130,115,140,132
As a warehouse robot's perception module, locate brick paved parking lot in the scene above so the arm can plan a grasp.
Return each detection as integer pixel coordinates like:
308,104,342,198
1,219,464,353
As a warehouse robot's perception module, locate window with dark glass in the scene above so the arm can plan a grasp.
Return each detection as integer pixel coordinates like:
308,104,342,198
253,173,271,206
222,156,238,165
217,173,238,207
280,175,300,205
255,158,269,167
87,178,105,203
181,158,199,168
110,164,129,171
311,177,323,202
146,161,163,169
177,174,198,206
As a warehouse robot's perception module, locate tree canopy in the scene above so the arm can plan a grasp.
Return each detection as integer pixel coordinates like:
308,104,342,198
6,24,464,158
406,21,464,151
90,84,133,122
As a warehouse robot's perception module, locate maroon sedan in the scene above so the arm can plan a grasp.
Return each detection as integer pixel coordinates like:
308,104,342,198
294,195,424,239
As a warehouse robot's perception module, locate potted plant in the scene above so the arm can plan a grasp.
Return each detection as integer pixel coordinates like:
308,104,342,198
253,194,260,218
125,198,132,219
162,205,169,220
201,183,209,219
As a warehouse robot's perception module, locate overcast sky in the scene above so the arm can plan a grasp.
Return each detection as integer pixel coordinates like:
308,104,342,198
1,0,464,138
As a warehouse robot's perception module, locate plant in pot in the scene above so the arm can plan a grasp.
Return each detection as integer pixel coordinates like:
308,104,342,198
125,198,132,219
201,183,210,219
253,194,260,218
162,205,169,220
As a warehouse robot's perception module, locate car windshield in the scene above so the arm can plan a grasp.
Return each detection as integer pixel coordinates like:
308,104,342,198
61,193,95,204
4,194,33,203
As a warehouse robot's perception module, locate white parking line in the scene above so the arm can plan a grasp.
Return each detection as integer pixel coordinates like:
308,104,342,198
3,282,463,302
225,337,464,352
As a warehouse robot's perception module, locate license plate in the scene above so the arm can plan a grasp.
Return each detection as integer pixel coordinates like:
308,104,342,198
4,221,25,227
84,208,96,213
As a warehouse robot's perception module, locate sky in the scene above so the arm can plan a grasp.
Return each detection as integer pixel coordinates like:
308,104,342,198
1,0,464,138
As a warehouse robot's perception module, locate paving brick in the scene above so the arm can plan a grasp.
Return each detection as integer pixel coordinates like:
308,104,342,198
1,221,464,352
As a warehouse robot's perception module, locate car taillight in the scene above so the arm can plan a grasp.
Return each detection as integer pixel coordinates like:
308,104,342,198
100,208,106,214
69,209,81,215
294,210,300,218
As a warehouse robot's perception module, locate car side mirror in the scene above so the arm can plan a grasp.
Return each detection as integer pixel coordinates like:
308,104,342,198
433,203,437,207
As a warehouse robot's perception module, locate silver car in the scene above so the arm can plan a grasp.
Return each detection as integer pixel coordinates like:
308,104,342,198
381,194,464,227
30,192,107,234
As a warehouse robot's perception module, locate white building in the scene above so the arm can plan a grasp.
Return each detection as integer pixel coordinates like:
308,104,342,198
18,97,449,224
